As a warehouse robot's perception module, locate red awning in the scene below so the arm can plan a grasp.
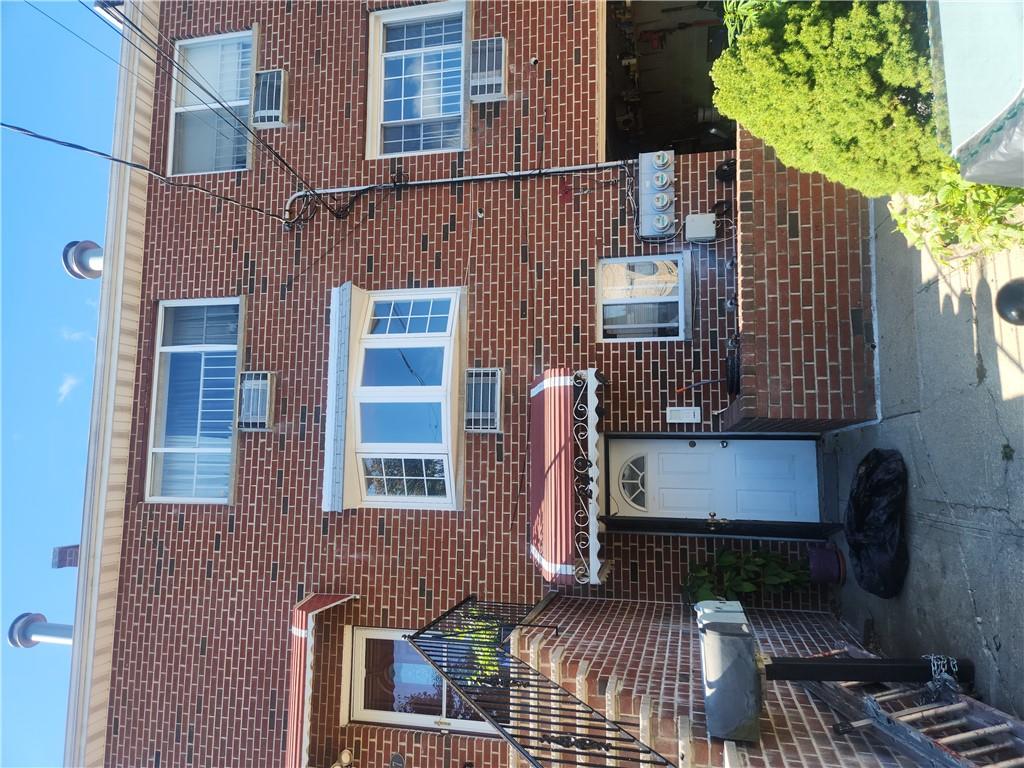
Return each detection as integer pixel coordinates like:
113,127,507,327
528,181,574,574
284,593,358,768
529,368,578,583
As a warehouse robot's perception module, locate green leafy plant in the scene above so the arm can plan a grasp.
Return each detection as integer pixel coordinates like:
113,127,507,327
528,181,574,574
684,548,809,602
722,0,780,44
713,0,1024,263
889,171,1024,264
712,0,948,198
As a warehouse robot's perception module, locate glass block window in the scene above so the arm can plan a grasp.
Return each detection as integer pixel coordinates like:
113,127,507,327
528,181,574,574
376,9,464,155
171,31,252,174
148,299,241,501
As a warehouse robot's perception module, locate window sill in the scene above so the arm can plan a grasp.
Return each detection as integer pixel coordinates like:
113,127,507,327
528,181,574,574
353,499,461,512
347,718,500,738
599,335,689,344
166,166,250,179
370,146,465,161
144,496,232,505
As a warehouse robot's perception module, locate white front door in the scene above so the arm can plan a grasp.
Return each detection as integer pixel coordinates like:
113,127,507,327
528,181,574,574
608,438,819,522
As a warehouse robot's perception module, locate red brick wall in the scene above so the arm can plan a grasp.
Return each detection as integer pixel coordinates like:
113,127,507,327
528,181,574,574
726,128,876,432
104,3,872,767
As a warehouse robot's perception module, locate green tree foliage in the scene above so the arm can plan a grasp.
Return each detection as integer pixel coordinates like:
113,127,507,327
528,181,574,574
712,0,952,197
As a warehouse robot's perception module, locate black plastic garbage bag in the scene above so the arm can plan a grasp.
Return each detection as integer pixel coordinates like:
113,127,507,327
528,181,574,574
844,449,909,598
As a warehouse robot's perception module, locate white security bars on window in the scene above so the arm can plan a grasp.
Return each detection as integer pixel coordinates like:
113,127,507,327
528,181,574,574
465,368,501,433
171,32,252,174
470,37,505,102
252,69,285,127
148,300,241,501
379,13,464,154
238,371,273,430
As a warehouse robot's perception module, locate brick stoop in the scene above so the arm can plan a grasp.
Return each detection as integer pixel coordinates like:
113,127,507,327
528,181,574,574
510,622,688,766
506,597,917,768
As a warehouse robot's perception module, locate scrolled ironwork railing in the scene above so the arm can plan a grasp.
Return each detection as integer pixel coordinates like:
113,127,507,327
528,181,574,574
408,596,674,768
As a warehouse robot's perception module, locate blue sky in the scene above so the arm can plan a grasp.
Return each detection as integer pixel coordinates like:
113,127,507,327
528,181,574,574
2,2,118,766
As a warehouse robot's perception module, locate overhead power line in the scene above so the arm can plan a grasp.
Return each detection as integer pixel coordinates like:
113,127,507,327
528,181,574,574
73,0,300,189
100,1,344,219
1,121,289,224
24,0,251,159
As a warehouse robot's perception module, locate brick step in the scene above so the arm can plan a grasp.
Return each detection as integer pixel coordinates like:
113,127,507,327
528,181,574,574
513,628,688,765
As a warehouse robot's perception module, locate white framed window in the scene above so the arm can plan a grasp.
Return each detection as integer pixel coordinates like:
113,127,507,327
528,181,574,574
169,30,253,175
469,37,505,102
353,288,461,509
146,298,242,502
366,2,467,158
351,627,491,734
465,368,501,433
596,253,692,342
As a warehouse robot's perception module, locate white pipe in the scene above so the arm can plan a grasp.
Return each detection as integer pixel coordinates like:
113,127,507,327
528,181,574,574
284,160,633,221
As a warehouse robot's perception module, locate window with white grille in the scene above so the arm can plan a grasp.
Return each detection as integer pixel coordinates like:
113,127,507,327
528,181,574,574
368,3,466,157
238,371,274,430
170,31,252,175
465,368,501,433
252,69,286,128
146,298,241,502
470,37,505,102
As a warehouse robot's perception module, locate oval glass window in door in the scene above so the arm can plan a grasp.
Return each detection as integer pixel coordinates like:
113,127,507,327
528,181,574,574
619,455,647,510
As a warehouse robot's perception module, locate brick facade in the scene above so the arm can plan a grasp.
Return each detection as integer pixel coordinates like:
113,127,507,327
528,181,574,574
101,2,876,767
725,128,876,432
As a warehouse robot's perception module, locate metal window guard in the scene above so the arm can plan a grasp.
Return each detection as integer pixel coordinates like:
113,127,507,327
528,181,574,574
408,596,674,767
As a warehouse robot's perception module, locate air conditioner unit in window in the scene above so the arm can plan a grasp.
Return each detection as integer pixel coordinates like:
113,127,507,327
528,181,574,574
252,69,287,128
239,371,275,431
470,37,506,103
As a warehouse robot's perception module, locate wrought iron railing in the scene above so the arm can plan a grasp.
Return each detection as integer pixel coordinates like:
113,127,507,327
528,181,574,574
408,596,674,767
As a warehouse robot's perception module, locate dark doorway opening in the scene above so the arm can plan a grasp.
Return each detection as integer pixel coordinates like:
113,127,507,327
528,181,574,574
606,1,736,160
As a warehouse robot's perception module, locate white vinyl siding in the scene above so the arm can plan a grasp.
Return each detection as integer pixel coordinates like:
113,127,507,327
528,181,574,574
597,253,691,342
170,31,253,175
146,299,241,502
367,2,467,158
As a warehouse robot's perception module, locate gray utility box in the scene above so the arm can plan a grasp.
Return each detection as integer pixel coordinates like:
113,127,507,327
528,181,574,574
694,600,763,743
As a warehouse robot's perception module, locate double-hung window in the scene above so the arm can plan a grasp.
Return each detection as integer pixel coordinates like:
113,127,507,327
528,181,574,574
147,299,241,502
170,31,253,175
597,253,692,341
369,3,466,157
351,628,491,734
354,289,459,508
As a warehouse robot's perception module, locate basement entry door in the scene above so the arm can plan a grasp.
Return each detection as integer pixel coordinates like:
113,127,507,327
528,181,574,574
608,438,819,522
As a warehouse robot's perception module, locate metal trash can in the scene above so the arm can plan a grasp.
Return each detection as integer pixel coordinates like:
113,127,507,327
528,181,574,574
694,600,762,743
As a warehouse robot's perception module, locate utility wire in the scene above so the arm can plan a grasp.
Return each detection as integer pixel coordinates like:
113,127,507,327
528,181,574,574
1,121,289,224
103,1,344,219
24,0,252,158
74,0,291,183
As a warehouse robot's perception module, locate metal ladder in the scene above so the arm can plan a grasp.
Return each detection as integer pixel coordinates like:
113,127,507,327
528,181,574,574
802,646,1024,768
